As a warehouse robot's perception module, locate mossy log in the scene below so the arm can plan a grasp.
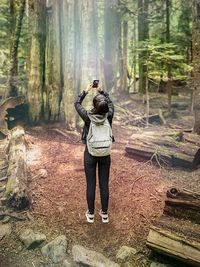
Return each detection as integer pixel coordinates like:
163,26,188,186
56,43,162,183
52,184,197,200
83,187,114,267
164,188,200,224
125,130,200,169
5,126,30,209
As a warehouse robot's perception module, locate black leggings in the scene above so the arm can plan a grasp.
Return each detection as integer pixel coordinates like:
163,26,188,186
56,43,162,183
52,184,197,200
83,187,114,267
84,147,111,214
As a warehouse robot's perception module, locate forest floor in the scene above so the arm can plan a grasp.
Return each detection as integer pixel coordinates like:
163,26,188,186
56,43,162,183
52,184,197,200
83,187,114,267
0,91,200,267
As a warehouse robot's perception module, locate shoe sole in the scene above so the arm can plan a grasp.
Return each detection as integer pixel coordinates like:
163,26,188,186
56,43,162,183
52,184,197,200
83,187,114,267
85,212,94,223
99,211,109,223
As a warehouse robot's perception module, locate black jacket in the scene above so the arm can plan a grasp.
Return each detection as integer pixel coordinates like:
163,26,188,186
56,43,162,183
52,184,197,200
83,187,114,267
74,90,114,144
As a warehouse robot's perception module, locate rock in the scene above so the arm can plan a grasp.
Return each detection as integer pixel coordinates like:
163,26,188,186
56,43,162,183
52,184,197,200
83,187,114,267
41,235,68,264
62,258,75,267
122,262,138,267
116,246,137,262
1,215,10,223
38,168,48,178
19,228,46,249
0,223,12,240
150,262,172,267
72,245,119,267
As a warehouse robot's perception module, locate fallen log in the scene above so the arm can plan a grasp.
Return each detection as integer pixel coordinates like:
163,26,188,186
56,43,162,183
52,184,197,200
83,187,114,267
182,132,200,146
164,188,200,224
128,114,163,127
126,142,200,168
5,126,30,209
126,131,200,169
147,217,200,267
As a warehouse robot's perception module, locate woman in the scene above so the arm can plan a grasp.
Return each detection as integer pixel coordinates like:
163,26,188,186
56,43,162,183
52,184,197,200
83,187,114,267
74,83,114,223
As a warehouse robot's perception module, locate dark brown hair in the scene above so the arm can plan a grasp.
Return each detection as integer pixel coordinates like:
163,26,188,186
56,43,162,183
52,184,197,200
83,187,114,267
92,94,109,115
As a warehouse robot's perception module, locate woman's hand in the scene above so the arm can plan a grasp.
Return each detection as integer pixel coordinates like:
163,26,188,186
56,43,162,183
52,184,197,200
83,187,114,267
85,84,93,93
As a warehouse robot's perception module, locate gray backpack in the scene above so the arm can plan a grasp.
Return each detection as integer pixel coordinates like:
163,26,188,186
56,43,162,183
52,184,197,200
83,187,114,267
87,119,112,157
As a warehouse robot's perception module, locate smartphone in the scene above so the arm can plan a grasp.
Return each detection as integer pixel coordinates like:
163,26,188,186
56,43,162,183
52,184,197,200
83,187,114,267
92,80,99,88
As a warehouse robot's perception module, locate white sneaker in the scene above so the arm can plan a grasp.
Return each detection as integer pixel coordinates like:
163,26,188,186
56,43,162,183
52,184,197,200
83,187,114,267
85,210,94,223
99,210,109,223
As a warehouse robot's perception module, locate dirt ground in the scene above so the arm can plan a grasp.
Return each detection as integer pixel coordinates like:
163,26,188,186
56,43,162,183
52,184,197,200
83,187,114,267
0,92,200,267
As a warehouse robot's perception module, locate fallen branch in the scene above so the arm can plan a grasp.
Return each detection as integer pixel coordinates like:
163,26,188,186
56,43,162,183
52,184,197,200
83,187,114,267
0,176,7,182
31,211,47,217
0,165,8,171
0,211,26,221
130,175,145,193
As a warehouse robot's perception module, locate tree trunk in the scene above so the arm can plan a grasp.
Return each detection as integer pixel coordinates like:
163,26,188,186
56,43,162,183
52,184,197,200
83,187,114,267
73,0,83,126
44,0,62,122
104,0,121,91
193,0,200,134
81,0,99,85
8,0,26,97
27,0,46,124
119,20,128,91
138,0,149,94
166,0,172,113
123,21,128,91
62,0,82,130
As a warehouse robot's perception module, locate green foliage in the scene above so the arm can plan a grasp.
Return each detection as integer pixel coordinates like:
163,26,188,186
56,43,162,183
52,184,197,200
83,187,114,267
137,40,192,80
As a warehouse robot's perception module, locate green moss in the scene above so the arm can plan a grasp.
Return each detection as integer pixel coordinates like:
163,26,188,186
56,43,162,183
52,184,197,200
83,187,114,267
5,177,16,195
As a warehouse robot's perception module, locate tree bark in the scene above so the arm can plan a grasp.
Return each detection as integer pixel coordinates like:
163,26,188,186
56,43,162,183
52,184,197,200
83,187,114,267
27,0,46,124
8,0,26,97
138,0,149,94
104,0,121,91
62,0,82,130
119,20,128,91
193,0,200,134
44,0,62,122
166,0,172,112
123,21,128,91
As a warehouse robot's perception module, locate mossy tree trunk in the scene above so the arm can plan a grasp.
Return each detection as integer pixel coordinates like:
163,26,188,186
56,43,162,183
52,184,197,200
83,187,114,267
44,0,62,122
8,0,26,97
119,20,128,91
138,0,149,95
104,0,121,91
27,0,46,124
62,0,82,130
193,0,200,134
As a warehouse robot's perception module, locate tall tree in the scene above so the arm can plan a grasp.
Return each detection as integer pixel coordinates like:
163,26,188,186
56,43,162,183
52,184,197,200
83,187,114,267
62,0,82,130
8,0,26,97
104,0,121,91
192,0,200,134
27,0,46,124
166,0,172,112
119,19,128,91
122,21,128,91
138,0,149,94
44,0,62,121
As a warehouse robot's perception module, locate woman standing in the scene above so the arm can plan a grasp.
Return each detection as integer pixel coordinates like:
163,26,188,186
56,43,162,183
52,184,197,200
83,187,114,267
74,83,114,223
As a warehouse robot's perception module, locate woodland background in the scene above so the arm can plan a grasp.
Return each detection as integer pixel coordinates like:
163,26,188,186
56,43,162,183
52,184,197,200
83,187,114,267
0,0,200,133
